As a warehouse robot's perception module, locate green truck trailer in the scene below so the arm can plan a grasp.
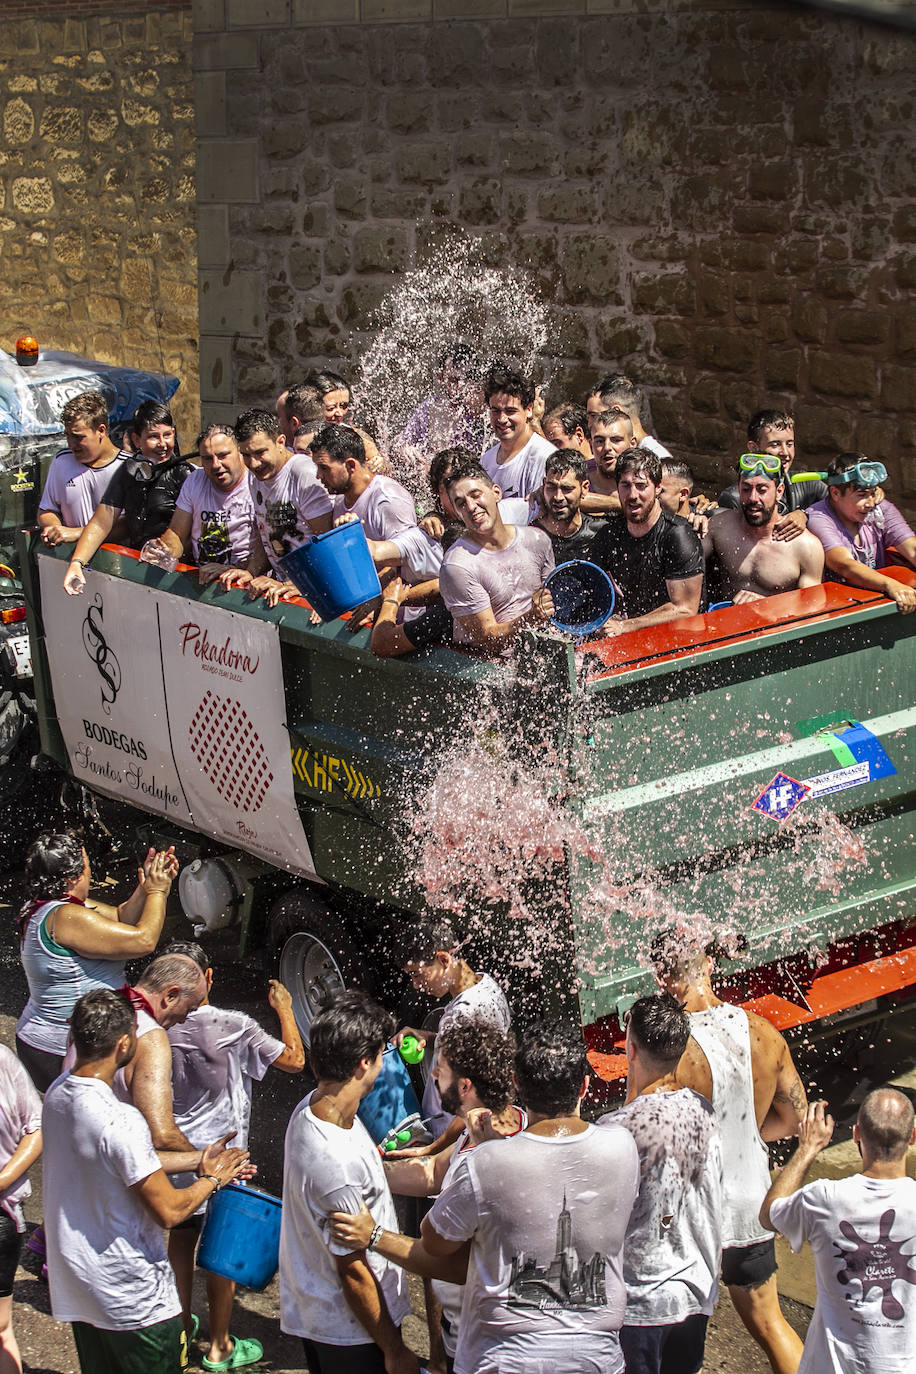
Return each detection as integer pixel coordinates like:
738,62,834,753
20,535,916,1102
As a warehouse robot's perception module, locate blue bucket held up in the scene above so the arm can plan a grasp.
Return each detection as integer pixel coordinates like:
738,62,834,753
279,521,381,622
197,1182,282,1291
357,1045,430,1151
545,560,616,637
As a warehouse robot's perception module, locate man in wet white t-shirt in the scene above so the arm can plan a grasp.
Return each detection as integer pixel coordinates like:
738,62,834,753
279,990,419,1374
654,935,806,1374
396,916,511,1140
480,364,554,501
603,992,723,1374
311,422,443,608
219,407,332,607
439,462,554,653
425,1020,639,1374
142,424,257,579
38,390,126,544
762,1091,916,1374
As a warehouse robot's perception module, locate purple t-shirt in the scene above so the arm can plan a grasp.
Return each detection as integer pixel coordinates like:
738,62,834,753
439,524,554,647
806,498,914,577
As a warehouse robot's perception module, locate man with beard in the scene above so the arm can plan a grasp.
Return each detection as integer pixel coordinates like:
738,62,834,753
703,457,824,603
533,449,607,562
584,449,705,633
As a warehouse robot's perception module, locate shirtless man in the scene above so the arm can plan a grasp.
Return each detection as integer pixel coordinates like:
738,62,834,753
704,458,824,602
654,937,806,1374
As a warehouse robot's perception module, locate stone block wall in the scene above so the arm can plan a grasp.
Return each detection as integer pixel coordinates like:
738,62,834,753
0,3,199,441
195,0,916,512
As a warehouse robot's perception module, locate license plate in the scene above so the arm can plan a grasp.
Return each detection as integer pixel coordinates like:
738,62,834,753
9,635,32,678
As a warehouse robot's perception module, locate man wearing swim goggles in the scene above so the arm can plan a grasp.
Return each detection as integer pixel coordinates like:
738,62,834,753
703,458,824,603
806,453,916,613
715,409,828,539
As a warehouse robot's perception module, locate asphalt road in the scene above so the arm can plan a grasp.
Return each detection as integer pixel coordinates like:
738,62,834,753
3,857,913,1373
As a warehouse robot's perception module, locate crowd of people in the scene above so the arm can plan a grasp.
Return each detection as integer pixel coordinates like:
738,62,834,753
37,359,916,650
2,835,915,1374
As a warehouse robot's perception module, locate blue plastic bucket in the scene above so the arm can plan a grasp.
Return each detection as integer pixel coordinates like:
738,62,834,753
279,521,381,621
197,1182,281,1291
545,560,616,636
357,1045,423,1145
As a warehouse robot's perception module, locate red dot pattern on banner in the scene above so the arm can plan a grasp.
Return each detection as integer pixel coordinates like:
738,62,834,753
188,691,274,813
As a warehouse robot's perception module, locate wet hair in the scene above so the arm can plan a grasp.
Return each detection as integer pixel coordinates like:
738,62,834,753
308,990,395,1083
826,451,870,497
71,988,135,1060
130,399,174,436
18,831,85,938
857,1087,915,1161
626,992,690,1067
61,390,109,432
438,1023,516,1113
136,952,203,997
437,342,480,376
285,382,322,416
592,408,633,433
514,1020,589,1117
444,460,495,493
295,398,327,432
738,460,784,488
196,422,237,450
402,917,459,966
588,374,641,420
544,448,588,484
163,939,209,973
429,446,477,499
306,369,350,398
310,423,366,466
545,402,589,440
234,407,280,444
615,448,662,487
661,459,694,492
747,409,794,446
484,363,535,409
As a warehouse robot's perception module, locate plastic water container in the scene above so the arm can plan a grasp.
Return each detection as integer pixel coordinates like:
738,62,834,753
357,1045,431,1152
197,1182,282,1291
545,560,616,637
708,600,733,612
279,522,381,621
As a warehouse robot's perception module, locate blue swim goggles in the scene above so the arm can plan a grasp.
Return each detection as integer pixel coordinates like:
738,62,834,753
826,460,887,489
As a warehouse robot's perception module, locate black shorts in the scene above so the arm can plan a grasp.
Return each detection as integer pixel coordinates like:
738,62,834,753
721,1236,778,1289
0,1212,22,1299
302,1336,389,1373
14,1036,64,1094
619,1314,708,1374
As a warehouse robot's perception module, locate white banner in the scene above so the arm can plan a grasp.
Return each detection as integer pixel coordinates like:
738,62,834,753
39,559,316,877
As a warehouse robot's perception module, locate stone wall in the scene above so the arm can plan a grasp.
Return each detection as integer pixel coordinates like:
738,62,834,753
195,0,916,511
0,3,199,440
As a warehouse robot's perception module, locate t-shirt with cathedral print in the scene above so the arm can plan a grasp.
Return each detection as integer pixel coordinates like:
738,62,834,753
428,1124,638,1374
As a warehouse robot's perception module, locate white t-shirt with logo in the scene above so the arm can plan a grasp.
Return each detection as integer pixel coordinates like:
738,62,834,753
39,449,127,527
428,1124,639,1374
604,1089,723,1326
250,455,333,577
481,432,555,501
175,467,257,566
770,1173,916,1374
279,1094,410,1345
42,1074,180,1331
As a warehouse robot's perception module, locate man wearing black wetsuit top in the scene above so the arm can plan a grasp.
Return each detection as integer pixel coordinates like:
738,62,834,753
533,448,606,563
588,448,705,633
717,409,827,541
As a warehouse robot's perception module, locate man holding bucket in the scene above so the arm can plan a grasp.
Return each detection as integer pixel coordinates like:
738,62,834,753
279,990,423,1374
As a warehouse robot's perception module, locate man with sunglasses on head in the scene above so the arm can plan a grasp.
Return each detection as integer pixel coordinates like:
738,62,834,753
702,455,824,604
716,410,826,540
806,454,916,612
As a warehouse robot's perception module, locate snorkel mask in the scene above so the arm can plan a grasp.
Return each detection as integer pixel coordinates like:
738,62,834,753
737,453,784,482
826,460,887,490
